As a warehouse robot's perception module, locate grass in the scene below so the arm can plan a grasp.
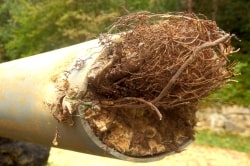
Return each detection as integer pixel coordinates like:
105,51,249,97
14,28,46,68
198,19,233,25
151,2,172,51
195,130,250,153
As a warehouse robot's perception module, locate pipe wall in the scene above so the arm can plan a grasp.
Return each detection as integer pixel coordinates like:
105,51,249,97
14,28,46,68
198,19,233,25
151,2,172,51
0,39,113,157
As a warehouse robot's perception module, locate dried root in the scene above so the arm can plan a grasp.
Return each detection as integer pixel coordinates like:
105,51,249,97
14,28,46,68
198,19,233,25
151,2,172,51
91,12,237,108
84,12,238,157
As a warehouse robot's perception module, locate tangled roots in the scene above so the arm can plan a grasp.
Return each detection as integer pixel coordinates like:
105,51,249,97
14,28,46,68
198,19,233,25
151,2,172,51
91,12,236,110
85,12,238,157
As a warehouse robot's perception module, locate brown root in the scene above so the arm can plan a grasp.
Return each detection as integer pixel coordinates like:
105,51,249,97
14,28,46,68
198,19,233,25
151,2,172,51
85,12,238,157
90,12,236,108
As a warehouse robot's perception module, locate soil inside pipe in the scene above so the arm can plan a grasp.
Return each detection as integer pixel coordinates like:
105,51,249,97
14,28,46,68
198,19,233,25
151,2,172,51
83,98,196,157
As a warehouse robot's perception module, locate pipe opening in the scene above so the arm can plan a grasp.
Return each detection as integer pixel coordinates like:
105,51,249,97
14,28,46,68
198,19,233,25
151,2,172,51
48,12,238,162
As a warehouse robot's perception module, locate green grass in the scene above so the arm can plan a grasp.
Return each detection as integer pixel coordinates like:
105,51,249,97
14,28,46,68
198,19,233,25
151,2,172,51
195,130,250,153
204,57,250,106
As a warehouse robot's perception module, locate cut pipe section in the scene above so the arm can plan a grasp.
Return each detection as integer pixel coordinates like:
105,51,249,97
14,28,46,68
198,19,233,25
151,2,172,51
0,39,193,162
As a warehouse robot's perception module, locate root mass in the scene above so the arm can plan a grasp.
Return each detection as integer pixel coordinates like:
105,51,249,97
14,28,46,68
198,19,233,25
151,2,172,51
84,12,237,157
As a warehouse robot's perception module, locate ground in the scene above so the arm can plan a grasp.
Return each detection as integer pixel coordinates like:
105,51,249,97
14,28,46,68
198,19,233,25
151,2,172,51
48,144,250,166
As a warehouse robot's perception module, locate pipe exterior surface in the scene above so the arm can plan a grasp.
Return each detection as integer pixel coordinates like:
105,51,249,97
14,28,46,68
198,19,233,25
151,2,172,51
0,38,193,162
0,39,113,157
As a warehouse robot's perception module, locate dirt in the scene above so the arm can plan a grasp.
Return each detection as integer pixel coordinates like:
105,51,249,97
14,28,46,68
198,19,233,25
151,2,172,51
0,137,50,166
48,144,250,166
84,103,196,156
165,145,250,166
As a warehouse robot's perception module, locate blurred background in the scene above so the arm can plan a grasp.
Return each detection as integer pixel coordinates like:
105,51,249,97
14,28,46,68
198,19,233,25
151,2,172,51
1,0,250,105
0,0,249,165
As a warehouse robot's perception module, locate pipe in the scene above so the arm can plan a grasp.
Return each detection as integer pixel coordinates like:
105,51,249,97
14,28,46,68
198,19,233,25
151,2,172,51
0,39,193,162
0,39,112,156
